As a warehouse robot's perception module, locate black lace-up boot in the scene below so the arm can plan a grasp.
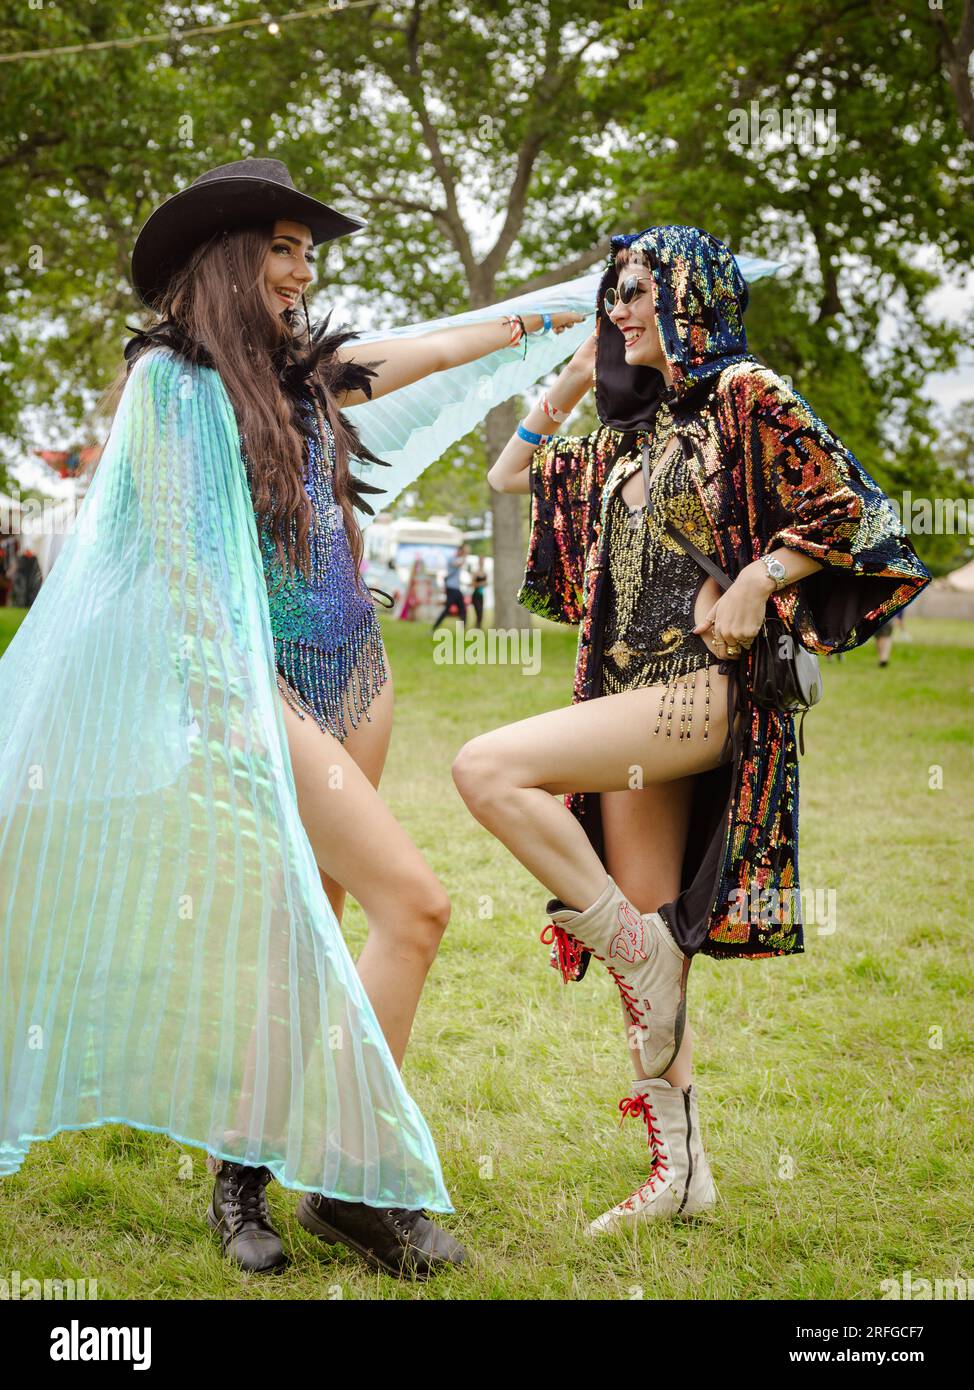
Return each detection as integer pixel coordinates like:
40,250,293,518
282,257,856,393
207,1160,287,1273
295,1193,467,1280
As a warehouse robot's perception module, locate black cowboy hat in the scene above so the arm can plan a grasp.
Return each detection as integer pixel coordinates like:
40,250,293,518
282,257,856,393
130,157,367,308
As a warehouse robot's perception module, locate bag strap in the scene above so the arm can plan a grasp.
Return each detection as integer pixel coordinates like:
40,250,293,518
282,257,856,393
641,438,733,591
639,434,813,751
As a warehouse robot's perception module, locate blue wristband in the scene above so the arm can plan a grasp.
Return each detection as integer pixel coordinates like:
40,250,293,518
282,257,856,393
541,313,552,333
517,422,544,446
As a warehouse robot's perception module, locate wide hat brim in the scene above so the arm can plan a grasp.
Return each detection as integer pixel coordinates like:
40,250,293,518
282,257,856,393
131,174,367,309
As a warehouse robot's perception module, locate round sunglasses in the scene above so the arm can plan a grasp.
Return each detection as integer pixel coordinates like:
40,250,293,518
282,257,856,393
603,272,652,312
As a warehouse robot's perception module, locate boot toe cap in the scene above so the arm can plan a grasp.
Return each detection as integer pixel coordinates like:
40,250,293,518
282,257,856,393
226,1231,288,1273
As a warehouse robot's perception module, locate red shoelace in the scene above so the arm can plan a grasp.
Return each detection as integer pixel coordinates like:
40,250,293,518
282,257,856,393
605,965,647,1029
540,922,649,1034
540,923,585,983
619,1089,664,1189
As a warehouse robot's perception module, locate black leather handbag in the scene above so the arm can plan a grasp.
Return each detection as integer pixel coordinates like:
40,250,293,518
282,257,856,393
641,439,823,749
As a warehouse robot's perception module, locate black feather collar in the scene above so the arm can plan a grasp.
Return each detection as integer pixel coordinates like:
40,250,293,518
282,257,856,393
122,314,391,516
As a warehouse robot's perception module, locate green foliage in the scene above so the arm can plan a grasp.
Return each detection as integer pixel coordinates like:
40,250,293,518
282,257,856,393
0,0,971,569
939,399,974,489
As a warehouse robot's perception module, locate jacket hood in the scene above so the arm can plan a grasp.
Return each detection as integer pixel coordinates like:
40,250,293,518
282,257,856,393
594,224,754,431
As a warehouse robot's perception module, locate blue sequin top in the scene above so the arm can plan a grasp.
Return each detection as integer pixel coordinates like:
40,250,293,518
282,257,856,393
245,389,388,742
258,394,374,644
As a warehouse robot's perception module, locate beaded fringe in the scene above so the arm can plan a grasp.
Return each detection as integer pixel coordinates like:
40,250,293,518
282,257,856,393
274,610,388,744
652,661,713,741
603,651,714,741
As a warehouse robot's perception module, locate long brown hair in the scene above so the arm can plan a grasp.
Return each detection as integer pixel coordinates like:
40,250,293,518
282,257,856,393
100,223,384,593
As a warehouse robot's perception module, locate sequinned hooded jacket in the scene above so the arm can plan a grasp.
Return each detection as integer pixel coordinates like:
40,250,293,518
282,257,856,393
517,224,931,960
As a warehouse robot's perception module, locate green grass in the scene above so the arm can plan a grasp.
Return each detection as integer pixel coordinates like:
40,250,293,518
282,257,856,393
1,607,972,1300
0,606,26,647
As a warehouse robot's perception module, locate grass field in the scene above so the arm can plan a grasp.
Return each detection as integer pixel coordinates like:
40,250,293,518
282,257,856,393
1,605,972,1301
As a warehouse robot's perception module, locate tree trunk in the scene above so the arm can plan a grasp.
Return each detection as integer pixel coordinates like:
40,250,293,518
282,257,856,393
931,3,974,143
482,398,528,631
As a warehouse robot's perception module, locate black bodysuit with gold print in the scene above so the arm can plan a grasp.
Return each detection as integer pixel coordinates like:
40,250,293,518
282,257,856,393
600,441,722,740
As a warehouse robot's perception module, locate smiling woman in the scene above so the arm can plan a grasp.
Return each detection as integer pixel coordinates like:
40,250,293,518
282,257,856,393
458,222,931,1240
1,154,584,1285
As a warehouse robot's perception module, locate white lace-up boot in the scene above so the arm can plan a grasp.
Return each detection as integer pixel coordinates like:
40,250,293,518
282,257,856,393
586,1078,719,1235
540,876,690,1077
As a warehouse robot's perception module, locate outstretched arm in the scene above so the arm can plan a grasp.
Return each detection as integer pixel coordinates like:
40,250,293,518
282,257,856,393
335,312,584,406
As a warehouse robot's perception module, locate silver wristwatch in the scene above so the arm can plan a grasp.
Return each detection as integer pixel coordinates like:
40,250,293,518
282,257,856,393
760,554,787,589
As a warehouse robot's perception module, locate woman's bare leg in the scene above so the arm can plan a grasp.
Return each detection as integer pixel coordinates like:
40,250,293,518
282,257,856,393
278,679,446,1067
451,665,735,913
316,661,395,922
601,784,696,1089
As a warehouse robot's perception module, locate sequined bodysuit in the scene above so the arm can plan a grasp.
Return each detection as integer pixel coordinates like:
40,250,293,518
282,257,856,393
244,389,387,742
600,441,721,739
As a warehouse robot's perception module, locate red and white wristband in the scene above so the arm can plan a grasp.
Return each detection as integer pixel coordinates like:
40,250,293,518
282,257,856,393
539,393,568,424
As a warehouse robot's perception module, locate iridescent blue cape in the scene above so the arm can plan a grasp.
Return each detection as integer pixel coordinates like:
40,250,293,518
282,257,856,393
0,346,452,1207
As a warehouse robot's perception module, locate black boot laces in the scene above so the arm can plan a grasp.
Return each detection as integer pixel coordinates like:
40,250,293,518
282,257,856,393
387,1207,425,1243
223,1166,273,1235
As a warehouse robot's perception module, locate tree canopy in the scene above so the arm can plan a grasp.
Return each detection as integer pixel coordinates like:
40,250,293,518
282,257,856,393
2,1,971,581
